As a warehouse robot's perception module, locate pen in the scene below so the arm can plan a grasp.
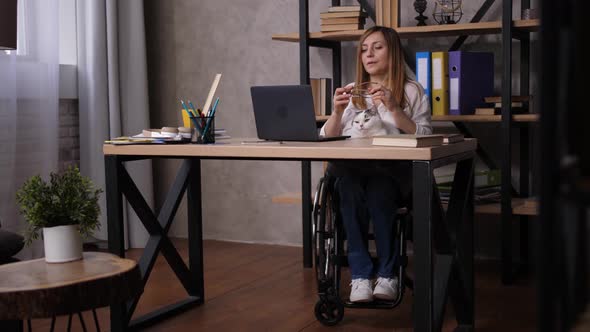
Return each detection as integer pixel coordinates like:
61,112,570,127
188,100,199,117
208,97,220,117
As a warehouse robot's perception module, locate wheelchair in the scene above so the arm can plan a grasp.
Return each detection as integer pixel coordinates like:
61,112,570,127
312,172,413,326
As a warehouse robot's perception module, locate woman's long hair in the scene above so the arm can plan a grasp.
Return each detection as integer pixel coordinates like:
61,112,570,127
353,26,411,110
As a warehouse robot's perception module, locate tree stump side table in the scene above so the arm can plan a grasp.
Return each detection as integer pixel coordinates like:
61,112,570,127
0,252,142,330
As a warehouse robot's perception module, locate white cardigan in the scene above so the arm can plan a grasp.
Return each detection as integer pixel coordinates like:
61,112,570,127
320,81,433,136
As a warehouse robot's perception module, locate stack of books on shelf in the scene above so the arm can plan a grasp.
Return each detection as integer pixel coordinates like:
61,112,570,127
437,169,501,204
474,95,531,115
375,0,399,28
320,6,366,32
310,78,332,116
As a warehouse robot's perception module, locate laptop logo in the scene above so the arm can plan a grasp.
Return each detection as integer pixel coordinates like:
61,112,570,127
277,105,288,119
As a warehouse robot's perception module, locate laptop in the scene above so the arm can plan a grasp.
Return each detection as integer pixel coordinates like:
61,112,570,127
250,85,349,142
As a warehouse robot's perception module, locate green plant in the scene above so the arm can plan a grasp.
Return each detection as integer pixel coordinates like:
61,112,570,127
16,166,103,245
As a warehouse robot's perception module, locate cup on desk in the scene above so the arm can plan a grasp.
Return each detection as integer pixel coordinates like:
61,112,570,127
190,115,215,144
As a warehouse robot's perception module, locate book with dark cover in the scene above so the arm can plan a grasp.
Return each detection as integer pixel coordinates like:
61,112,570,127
372,134,444,148
442,133,464,144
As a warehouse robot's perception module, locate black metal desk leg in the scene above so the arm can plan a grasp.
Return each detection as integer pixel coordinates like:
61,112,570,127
302,160,312,268
187,158,204,299
413,161,434,331
448,158,475,330
104,155,128,330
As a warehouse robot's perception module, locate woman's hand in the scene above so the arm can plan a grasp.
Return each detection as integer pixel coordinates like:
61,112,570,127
369,84,398,111
333,86,352,115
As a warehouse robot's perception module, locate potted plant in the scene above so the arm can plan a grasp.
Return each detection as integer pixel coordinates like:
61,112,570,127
16,166,102,263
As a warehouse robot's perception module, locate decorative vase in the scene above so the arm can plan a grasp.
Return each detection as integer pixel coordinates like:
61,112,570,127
414,0,428,26
43,225,83,263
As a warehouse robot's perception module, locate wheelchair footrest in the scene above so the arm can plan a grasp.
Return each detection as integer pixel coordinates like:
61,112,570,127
343,299,401,309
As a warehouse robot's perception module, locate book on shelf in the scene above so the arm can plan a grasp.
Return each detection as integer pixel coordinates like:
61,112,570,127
310,78,332,116
474,107,497,115
375,0,399,28
493,101,524,108
442,133,464,144
372,134,444,148
436,169,501,190
321,23,364,32
328,5,361,12
475,107,527,115
320,17,364,25
319,11,367,19
438,185,501,204
310,79,321,116
474,186,501,204
483,95,530,103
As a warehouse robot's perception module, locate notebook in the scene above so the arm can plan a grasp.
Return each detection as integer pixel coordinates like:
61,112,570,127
250,85,349,142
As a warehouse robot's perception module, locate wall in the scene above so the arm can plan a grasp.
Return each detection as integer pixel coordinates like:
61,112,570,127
144,0,538,258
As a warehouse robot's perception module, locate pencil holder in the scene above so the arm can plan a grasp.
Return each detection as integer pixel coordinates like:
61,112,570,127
190,115,215,144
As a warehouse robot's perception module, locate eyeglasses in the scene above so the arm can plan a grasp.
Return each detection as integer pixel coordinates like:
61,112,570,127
350,82,381,98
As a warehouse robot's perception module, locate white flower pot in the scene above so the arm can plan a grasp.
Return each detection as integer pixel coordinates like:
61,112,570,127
43,225,83,263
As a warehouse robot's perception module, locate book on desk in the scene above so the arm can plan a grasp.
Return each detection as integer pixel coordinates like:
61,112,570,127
372,134,444,147
372,133,464,148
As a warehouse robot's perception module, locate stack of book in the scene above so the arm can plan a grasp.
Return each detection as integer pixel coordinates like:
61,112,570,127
375,0,399,28
474,95,531,115
310,78,332,116
437,169,501,204
320,6,366,32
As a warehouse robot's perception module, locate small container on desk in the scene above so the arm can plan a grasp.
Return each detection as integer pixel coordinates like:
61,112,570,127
190,115,215,144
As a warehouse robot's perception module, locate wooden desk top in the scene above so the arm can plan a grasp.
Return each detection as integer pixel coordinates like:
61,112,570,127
103,138,477,161
0,252,141,319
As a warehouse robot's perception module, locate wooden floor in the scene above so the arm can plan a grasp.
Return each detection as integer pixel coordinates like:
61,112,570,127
31,239,536,331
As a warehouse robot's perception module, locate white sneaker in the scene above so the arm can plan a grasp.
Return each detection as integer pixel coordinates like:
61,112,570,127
349,278,373,302
373,277,399,301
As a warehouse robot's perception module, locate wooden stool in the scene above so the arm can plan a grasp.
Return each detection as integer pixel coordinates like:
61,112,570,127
0,252,142,331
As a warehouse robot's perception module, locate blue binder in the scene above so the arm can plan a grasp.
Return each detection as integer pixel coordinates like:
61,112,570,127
415,52,431,106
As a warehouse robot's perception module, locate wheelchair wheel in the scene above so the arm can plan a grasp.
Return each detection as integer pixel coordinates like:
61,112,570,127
314,297,344,326
313,177,338,293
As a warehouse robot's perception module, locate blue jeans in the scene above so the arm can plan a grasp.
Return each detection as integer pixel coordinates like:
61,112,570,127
336,175,402,279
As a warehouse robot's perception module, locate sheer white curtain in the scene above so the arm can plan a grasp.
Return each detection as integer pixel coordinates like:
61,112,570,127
0,0,60,259
77,0,153,248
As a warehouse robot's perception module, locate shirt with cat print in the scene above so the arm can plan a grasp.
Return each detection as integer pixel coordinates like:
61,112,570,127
320,80,432,137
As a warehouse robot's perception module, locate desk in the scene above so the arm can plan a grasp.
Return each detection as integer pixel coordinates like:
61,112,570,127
103,137,476,331
0,252,141,331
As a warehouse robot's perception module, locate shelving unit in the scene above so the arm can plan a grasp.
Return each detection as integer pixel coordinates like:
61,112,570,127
316,113,540,123
275,0,538,284
272,193,538,216
272,19,539,42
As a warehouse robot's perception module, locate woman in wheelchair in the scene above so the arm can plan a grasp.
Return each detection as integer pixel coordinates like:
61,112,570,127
320,26,432,304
